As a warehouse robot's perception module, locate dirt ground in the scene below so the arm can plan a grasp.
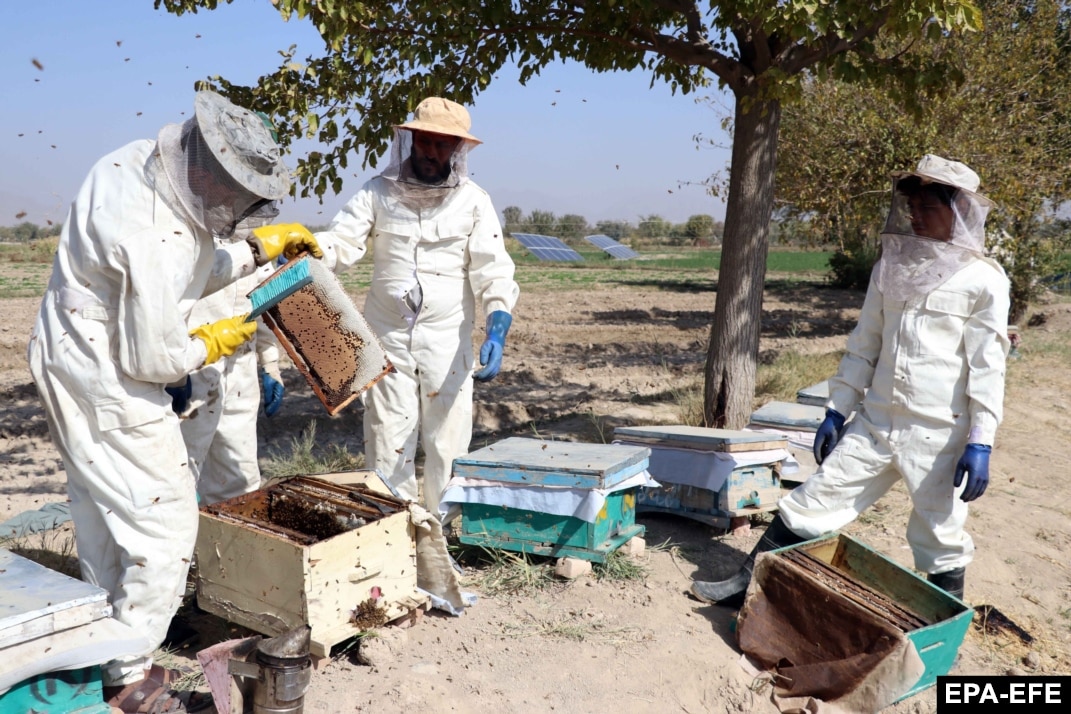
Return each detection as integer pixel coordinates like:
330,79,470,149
2,263,1070,714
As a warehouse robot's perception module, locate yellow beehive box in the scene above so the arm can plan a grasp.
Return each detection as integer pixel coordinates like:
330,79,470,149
194,471,427,658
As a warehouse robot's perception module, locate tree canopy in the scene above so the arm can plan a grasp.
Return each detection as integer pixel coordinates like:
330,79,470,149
157,0,984,426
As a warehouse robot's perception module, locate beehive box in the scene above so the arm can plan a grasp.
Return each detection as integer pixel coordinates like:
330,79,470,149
614,426,785,527
194,472,427,658
771,533,972,699
454,438,648,562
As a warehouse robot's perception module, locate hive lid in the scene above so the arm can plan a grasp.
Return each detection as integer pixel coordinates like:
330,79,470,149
614,425,787,452
453,437,650,489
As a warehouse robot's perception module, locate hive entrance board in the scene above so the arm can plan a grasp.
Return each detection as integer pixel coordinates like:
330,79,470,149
256,256,393,415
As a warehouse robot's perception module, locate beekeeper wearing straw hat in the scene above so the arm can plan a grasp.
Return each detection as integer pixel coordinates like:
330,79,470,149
692,155,1010,607
27,90,321,712
315,97,519,517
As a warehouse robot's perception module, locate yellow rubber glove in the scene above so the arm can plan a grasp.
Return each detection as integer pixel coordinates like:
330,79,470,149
190,315,258,365
247,223,324,265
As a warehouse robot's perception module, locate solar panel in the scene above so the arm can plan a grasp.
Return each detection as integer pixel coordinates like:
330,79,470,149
510,233,584,262
583,234,640,260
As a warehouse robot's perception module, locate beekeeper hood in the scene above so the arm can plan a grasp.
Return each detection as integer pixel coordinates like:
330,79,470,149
380,97,481,209
152,90,291,236
876,154,995,302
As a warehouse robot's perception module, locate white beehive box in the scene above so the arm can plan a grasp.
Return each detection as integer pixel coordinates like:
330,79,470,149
195,471,427,658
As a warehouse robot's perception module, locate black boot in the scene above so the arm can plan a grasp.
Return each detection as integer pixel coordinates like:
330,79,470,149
690,515,806,606
928,567,965,600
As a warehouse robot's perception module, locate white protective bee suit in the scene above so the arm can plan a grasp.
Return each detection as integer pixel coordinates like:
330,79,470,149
315,98,519,515
778,155,1010,575
181,267,280,504
26,92,293,687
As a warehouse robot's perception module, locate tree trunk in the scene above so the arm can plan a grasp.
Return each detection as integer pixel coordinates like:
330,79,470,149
703,89,781,428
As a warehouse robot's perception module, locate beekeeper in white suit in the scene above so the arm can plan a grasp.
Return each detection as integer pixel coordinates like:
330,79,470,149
27,90,321,712
315,97,520,517
692,155,1009,606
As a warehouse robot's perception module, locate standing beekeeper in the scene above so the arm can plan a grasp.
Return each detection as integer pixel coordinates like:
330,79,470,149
692,155,1009,606
27,90,321,713
314,96,520,517
176,199,288,506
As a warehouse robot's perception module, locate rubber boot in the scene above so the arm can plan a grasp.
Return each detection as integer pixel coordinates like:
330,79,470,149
690,515,806,607
928,567,965,600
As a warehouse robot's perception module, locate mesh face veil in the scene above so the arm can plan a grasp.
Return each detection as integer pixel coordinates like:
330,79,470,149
379,128,474,210
153,118,266,236
875,171,994,302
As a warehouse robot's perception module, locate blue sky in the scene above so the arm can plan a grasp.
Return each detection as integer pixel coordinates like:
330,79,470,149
3,0,733,230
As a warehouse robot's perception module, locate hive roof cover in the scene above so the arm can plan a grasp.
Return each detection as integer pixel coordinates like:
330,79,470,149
511,233,584,262
583,234,639,260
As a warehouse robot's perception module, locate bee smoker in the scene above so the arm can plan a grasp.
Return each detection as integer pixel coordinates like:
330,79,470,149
228,625,313,714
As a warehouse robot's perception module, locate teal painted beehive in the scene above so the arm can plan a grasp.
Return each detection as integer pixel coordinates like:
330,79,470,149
455,438,648,562
772,533,972,700
0,665,110,714
614,425,786,527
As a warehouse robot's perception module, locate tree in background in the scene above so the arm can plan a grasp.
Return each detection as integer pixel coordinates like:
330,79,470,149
594,220,632,242
683,214,718,245
556,214,589,243
0,222,61,243
501,206,523,234
636,214,671,241
776,0,1071,323
157,0,983,428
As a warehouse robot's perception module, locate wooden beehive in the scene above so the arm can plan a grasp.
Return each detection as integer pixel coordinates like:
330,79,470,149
453,438,649,562
614,425,786,527
770,534,972,700
194,472,427,658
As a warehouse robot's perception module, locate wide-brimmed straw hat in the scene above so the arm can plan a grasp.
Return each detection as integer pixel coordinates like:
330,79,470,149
396,97,481,144
894,154,984,197
194,90,291,199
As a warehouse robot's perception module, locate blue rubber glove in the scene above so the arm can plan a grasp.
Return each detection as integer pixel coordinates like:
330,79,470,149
954,443,991,502
260,369,285,417
165,376,192,415
474,311,512,382
813,408,846,465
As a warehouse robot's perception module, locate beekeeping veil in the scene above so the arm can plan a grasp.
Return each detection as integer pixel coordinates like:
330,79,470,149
380,97,481,210
150,90,291,237
875,154,994,302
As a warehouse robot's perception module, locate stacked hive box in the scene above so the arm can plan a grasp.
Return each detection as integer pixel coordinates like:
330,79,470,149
451,437,650,563
613,425,791,529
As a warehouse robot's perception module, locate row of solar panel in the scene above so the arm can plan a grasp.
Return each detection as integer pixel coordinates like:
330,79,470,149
510,233,640,262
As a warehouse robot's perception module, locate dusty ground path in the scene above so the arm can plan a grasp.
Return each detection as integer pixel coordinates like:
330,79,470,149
2,261,1069,713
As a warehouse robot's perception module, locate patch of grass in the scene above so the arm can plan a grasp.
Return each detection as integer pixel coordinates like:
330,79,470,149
463,547,558,596
755,350,843,405
501,611,645,643
260,421,364,482
671,379,705,426
152,647,207,692
593,549,648,582
1,524,80,579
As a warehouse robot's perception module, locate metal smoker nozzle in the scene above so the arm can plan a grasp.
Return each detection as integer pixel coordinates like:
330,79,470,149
258,624,312,660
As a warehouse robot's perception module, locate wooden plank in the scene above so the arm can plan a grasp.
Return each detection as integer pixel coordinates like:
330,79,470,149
749,401,826,431
613,425,787,452
0,549,111,649
453,437,650,488
796,380,829,407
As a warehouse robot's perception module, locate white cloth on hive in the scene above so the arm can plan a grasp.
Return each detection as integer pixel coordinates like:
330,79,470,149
619,444,797,491
744,424,817,451
439,469,658,523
